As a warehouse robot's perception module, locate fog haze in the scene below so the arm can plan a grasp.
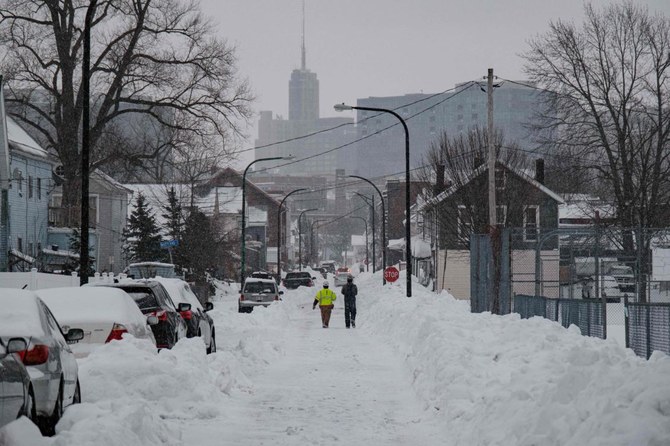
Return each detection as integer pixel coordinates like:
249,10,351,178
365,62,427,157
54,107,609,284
201,0,670,163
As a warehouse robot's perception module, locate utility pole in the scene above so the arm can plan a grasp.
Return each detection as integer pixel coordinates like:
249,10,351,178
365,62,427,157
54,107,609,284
487,68,496,229
80,0,97,285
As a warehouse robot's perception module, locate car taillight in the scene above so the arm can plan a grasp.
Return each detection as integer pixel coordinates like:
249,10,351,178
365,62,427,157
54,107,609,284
308,280,313,286
239,294,245,301
180,310,193,320
105,323,128,343
21,345,49,366
151,310,168,321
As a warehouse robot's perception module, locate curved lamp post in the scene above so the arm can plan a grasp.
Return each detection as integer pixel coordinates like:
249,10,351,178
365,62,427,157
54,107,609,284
241,156,286,283
337,103,411,297
348,216,369,272
348,175,387,286
277,188,307,282
354,192,376,273
298,208,318,271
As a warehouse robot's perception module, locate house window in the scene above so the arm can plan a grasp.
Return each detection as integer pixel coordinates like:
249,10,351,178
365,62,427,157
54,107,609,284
28,176,33,198
28,242,34,256
17,237,22,252
495,168,507,191
37,178,42,200
523,206,539,241
457,205,473,239
496,205,507,226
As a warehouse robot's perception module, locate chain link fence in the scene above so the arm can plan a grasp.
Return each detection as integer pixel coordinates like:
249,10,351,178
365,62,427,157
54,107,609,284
503,227,670,358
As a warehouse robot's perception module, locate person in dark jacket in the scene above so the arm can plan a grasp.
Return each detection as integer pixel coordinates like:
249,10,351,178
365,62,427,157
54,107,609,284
341,276,358,328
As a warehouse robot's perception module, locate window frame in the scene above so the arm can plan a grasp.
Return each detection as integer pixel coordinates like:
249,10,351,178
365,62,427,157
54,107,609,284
523,205,539,242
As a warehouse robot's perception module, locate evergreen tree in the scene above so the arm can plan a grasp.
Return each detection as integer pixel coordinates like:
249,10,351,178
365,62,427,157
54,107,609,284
181,210,216,281
66,228,95,275
124,193,164,262
161,187,184,267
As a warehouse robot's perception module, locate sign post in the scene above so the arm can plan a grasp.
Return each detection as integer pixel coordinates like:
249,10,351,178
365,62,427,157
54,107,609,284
384,266,400,283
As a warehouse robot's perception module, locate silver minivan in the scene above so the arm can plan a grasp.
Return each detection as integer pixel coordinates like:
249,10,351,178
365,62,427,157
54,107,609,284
0,289,83,435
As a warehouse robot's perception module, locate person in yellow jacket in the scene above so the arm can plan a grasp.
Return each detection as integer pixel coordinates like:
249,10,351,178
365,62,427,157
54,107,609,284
313,281,337,328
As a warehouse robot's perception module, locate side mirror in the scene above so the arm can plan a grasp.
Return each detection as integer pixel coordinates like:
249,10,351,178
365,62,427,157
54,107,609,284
312,277,316,280
278,290,284,295
6,338,27,354
146,315,159,326
178,302,192,312
65,328,85,343
204,302,214,312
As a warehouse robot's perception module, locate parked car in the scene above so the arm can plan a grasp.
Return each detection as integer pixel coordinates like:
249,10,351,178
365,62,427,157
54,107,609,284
0,337,33,429
93,281,188,349
36,287,158,358
315,267,328,279
152,278,217,354
239,278,283,313
0,289,83,435
334,272,351,287
282,271,316,289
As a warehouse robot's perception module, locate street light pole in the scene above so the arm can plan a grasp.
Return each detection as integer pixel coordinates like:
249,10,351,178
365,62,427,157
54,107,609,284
298,208,318,271
348,175,387,286
241,156,284,284
310,219,328,268
353,192,375,272
349,216,369,272
337,104,411,297
277,188,307,282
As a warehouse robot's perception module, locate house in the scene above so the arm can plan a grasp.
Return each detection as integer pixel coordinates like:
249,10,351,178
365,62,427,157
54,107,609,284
46,170,131,274
417,160,564,299
197,167,281,275
0,116,55,271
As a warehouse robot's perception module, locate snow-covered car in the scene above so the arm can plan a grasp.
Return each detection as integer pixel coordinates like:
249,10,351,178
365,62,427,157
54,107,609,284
334,272,350,287
92,281,188,349
0,337,33,429
239,278,283,313
0,289,83,435
36,287,158,357
151,278,216,354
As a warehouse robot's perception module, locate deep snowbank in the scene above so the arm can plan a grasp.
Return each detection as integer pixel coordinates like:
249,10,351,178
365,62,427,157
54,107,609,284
357,271,670,446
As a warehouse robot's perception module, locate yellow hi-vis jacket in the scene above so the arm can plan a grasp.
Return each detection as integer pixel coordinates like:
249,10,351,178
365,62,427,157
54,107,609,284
315,288,337,306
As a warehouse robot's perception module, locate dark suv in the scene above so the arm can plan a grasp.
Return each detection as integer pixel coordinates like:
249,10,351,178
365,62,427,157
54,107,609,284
282,271,316,289
96,281,188,349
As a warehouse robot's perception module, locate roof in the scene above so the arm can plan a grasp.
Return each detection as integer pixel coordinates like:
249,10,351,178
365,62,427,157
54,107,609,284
418,161,564,212
6,116,49,159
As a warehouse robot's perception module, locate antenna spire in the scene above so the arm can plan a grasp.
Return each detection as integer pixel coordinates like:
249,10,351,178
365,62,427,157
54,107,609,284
301,0,306,70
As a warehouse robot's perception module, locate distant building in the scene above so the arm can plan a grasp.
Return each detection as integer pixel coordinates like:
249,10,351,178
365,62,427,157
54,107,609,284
351,81,550,179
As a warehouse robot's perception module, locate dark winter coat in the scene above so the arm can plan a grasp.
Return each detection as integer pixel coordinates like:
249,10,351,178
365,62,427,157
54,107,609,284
341,283,358,302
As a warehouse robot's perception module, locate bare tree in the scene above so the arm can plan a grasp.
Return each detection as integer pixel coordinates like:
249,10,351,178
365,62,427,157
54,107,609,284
523,2,670,233
0,0,252,206
417,127,535,248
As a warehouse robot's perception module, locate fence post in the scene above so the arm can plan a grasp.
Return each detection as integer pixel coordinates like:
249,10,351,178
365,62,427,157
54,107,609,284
623,294,630,349
71,272,78,287
30,268,38,290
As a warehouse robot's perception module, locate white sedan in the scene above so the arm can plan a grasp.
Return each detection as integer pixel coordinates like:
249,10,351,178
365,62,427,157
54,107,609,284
36,287,157,358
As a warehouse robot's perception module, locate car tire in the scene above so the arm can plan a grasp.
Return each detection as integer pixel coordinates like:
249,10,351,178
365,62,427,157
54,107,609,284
73,380,81,405
207,330,216,354
39,380,63,436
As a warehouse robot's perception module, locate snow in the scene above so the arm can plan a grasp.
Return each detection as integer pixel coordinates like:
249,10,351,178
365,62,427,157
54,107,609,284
1,273,669,445
6,117,48,159
0,290,45,337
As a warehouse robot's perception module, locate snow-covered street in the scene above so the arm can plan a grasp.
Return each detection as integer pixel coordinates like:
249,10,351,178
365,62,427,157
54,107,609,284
1,271,669,446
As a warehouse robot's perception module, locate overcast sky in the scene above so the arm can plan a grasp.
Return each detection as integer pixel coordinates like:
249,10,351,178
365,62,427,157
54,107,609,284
200,0,670,165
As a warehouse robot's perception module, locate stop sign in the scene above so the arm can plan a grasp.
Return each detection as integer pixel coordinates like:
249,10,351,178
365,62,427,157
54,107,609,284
384,266,400,283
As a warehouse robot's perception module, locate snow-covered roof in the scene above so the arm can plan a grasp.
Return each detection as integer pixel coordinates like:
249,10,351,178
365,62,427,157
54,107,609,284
7,116,49,159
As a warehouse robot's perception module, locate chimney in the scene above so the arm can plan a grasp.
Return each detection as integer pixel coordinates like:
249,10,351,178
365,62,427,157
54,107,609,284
535,159,545,184
433,164,445,195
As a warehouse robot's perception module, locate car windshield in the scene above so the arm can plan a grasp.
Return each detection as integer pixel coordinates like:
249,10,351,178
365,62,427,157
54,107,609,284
119,288,158,310
244,282,276,294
